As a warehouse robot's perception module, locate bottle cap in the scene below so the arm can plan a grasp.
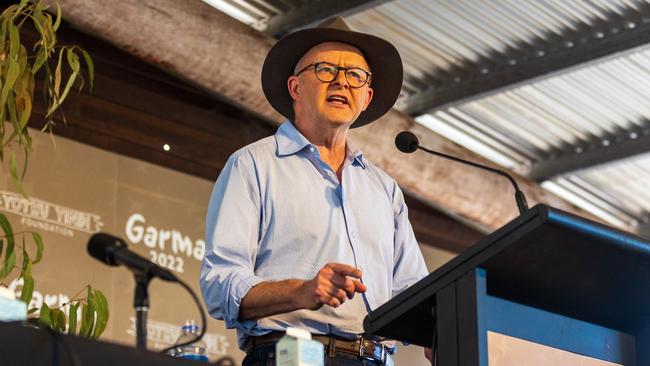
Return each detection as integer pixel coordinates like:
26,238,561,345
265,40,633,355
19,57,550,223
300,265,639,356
182,319,199,332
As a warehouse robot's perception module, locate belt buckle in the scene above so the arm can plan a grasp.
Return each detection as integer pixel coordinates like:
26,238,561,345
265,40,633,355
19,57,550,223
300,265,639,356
358,337,386,365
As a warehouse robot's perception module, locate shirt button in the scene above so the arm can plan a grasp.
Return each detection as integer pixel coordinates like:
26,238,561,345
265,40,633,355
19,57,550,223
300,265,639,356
309,147,315,153
327,171,333,176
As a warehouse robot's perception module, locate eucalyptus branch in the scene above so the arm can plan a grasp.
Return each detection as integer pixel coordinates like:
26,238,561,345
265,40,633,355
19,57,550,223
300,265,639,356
0,0,106,339
58,285,90,307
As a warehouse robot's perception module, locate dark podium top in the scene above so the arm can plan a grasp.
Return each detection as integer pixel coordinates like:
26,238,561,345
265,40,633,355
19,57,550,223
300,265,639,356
0,321,203,365
364,204,650,347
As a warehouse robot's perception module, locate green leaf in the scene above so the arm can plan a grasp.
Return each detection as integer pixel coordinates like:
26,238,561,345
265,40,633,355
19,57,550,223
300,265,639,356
67,302,79,335
38,302,52,328
0,249,15,280
0,213,15,280
20,241,31,277
32,47,47,74
52,308,66,332
52,2,61,31
8,152,26,197
0,213,14,248
91,289,109,339
78,303,89,336
79,287,95,337
6,91,19,131
21,140,31,181
53,48,63,98
0,5,19,20
8,22,19,60
80,49,94,91
45,49,66,117
0,56,19,122
0,213,13,236
46,49,79,117
19,273,33,304
16,89,32,131
28,307,38,314
19,240,34,304
79,302,95,337
43,13,56,49
31,232,44,264
17,44,28,81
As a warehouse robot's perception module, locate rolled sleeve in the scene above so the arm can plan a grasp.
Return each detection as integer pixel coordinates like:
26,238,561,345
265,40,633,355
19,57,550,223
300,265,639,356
200,151,267,333
391,183,429,297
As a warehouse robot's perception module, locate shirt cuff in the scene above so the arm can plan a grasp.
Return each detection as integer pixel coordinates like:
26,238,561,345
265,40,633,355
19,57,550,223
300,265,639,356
224,273,265,332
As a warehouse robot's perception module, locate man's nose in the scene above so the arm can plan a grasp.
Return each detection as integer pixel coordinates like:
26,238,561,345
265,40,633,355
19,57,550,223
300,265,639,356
331,69,349,88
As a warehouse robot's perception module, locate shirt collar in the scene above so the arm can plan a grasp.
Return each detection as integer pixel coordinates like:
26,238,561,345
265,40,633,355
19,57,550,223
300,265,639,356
274,120,366,169
346,140,366,169
275,121,312,156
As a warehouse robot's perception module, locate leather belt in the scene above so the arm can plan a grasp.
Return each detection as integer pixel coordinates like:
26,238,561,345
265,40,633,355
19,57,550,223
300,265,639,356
245,331,389,364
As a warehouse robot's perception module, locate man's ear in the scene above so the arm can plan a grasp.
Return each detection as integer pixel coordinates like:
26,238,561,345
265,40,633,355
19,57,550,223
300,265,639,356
288,76,300,101
361,87,374,111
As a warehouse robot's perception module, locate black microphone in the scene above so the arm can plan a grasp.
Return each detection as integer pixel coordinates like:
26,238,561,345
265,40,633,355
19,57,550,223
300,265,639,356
395,131,529,214
88,233,178,282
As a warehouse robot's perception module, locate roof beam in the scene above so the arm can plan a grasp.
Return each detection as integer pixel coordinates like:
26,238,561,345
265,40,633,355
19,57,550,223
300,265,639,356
403,4,650,115
530,124,650,181
45,0,605,231
265,0,390,37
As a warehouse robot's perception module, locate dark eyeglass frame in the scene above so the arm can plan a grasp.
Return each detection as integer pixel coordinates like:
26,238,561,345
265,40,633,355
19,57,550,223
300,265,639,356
294,62,372,88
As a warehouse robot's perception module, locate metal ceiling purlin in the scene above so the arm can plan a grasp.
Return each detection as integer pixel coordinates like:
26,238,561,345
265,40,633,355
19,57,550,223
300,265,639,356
402,2,650,115
264,0,391,37
530,125,650,181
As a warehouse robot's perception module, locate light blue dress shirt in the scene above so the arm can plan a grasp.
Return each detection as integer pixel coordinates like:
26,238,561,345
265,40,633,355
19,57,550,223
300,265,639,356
200,121,428,348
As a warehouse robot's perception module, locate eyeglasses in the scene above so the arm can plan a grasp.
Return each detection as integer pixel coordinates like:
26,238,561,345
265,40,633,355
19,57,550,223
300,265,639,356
294,62,372,88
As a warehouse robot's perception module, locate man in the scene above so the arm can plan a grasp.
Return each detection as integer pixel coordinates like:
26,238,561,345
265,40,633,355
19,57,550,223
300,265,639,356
201,17,429,365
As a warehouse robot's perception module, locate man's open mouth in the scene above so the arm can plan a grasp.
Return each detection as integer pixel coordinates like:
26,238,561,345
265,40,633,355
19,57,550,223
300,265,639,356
326,95,349,105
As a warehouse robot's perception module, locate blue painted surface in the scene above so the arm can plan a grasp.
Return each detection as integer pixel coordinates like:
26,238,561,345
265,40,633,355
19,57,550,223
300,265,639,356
485,294,636,365
474,269,489,366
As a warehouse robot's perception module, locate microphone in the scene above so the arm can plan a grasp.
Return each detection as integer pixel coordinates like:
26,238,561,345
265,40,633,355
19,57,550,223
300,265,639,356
395,131,529,214
88,233,178,282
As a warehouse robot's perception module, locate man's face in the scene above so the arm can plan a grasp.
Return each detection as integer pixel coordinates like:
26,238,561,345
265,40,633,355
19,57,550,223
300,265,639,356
288,42,374,128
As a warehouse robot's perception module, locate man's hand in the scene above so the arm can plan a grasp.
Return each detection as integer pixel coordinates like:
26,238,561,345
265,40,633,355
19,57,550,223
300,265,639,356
239,263,366,320
296,263,367,310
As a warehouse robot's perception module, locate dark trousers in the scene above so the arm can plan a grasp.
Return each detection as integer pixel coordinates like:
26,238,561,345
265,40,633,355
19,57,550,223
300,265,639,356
242,343,383,366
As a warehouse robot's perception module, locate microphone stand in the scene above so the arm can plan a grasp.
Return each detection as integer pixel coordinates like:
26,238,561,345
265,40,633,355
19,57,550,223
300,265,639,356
417,146,529,214
134,273,152,350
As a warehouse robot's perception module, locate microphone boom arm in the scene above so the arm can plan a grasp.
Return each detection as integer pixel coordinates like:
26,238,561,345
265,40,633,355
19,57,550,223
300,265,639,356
417,146,529,214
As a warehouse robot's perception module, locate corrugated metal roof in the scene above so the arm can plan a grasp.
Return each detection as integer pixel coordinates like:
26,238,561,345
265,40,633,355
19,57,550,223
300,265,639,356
204,0,650,234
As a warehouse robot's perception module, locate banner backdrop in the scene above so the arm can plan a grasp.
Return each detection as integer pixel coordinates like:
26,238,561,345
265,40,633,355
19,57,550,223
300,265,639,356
0,129,240,363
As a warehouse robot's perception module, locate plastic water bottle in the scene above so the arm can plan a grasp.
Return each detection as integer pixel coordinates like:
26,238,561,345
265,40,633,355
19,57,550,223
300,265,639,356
170,320,209,362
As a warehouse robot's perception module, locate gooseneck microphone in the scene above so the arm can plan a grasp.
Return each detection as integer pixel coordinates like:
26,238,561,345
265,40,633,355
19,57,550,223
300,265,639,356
87,233,207,352
395,131,529,214
88,233,178,282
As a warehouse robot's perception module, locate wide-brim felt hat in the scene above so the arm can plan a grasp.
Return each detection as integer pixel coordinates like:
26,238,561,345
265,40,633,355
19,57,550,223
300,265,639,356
261,17,403,128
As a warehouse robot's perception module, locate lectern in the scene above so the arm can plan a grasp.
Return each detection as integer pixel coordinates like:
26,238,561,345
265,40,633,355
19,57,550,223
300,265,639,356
364,204,650,365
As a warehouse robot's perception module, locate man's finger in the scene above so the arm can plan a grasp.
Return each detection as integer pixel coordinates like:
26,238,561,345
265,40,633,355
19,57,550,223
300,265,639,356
331,273,356,297
352,279,367,293
328,288,347,304
327,297,341,308
326,263,362,278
